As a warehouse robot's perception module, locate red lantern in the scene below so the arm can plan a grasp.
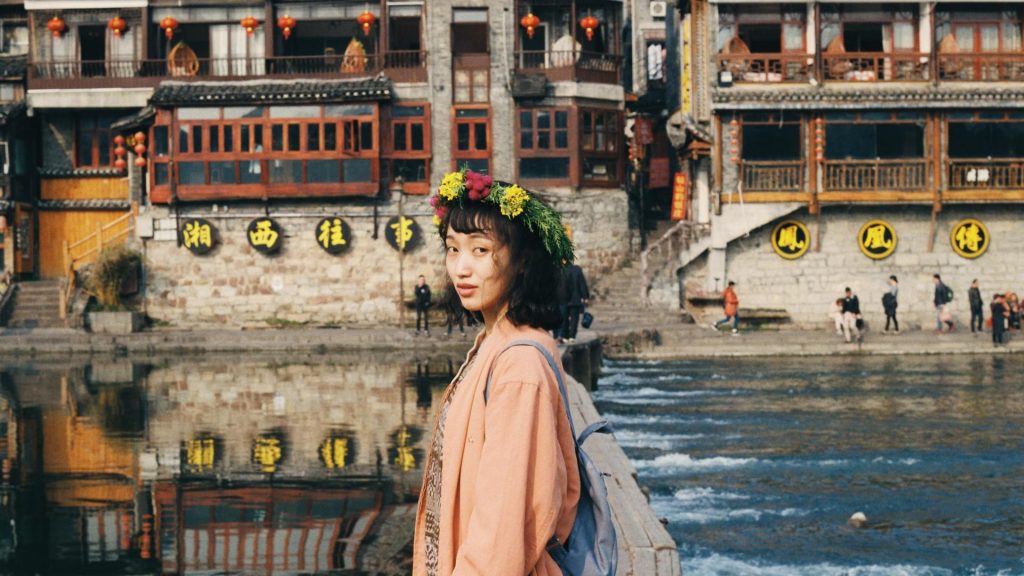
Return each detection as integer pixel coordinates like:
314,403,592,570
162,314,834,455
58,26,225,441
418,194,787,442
47,16,66,38
520,11,540,39
108,16,126,37
113,135,125,146
160,16,178,39
580,14,599,41
240,15,259,36
134,157,147,168
356,10,376,36
134,143,147,156
114,146,127,158
134,131,146,145
277,14,296,40
114,158,127,170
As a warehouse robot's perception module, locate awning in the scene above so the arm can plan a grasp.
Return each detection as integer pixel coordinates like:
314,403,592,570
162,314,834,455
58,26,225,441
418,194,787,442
150,78,393,107
111,106,155,133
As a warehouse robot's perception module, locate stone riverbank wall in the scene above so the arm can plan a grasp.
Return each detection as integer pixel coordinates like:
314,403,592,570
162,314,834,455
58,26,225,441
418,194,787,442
680,205,1024,330
138,190,630,327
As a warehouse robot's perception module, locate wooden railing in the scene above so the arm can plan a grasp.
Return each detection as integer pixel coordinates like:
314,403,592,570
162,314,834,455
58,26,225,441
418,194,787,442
28,51,428,88
59,206,137,320
514,50,622,84
741,161,804,191
823,52,930,81
716,53,813,83
824,159,928,191
949,158,1024,189
938,52,1024,81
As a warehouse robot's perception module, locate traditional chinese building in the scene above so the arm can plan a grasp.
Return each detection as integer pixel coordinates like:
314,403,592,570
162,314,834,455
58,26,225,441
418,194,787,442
652,0,1024,328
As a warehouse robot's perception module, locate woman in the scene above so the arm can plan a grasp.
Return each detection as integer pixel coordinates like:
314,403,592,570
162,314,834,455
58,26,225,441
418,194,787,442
413,170,581,576
882,275,899,334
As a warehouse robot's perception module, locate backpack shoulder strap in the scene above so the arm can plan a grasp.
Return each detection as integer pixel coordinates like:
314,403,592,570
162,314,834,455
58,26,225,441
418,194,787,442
484,339,578,440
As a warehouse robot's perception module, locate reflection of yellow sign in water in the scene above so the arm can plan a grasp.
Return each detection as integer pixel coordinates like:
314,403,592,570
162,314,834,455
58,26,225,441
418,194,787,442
950,218,989,259
771,220,810,260
185,438,216,472
320,437,350,470
394,426,415,471
857,220,897,260
253,436,282,473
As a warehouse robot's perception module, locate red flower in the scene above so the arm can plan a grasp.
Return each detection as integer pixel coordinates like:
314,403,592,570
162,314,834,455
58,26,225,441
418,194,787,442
465,171,493,201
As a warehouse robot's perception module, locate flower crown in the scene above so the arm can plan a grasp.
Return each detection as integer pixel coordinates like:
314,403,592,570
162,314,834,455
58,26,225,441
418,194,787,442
430,169,575,265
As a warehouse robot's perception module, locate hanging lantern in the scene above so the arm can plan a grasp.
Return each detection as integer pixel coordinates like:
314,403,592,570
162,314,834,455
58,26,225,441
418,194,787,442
114,158,128,170
160,16,178,39
134,157,147,168
240,15,259,36
108,16,126,37
356,10,376,36
134,143,147,156
113,135,125,147
277,14,296,40
114,145,127,158
134,131,146,145
579,14,599,41
520,11,540,39
47,16,66,38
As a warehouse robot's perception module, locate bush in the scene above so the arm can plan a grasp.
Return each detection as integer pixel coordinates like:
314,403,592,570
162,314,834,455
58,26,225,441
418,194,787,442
89,245,142,309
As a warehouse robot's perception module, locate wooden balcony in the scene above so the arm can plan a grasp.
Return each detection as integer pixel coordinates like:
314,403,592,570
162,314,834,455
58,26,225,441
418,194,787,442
741,161,804,192
823,53,929,82
824,159,928,191
27,51,427,90
938,52,1024,82
716,53,813,83
514,50,622,84
949,159,1024,190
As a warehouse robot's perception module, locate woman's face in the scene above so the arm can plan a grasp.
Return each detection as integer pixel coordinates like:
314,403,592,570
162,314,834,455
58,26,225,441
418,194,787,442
445,228,512,324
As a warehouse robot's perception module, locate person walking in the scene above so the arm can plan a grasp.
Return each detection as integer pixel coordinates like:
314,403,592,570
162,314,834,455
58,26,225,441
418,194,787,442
842,287,862,343
713,281,740,334
882,275,899,334
830,298,844,336
968,279,984,334
414,275,432,336
560,262,590,343
991,293,1008,347
933,274,954,333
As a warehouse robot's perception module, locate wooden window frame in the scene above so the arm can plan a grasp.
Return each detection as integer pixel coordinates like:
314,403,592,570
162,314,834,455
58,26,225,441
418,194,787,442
579,108,622,187
74,114,114,168
516,107,575,186
451,105,492,174
384,103,432,195
719,5,807,54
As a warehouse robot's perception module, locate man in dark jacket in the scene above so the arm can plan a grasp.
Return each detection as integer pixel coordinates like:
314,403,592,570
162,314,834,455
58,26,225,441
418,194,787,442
414,275,431,336
968,279,984,334
933,274,954,333
991,293,1008,347
561,263,590,343
841,287,862,343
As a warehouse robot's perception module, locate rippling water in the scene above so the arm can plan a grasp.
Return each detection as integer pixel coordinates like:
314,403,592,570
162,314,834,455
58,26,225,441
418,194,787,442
595,355,1024,576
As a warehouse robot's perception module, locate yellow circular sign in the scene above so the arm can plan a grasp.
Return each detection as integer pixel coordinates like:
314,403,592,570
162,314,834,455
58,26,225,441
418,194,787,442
770,219,810,260
857,219,897,260
949,218,989,259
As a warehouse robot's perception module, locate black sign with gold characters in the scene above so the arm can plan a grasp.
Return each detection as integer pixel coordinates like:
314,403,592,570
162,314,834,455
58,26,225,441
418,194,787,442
180,218,216,255
950,218,989,259
316,217,352,255
857,219,897,260
385,215,420,252
770,219,810,260
247,217,282,254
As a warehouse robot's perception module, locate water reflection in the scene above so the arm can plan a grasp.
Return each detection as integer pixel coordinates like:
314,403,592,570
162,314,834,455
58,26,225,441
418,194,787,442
0,353,461,575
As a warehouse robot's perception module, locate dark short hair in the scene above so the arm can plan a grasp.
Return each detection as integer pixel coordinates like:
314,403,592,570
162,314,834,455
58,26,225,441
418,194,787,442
845,287,851,292
933,274,941,280
727,281,736,287
972,278,978,284
440,196,562,330
889,275,898,282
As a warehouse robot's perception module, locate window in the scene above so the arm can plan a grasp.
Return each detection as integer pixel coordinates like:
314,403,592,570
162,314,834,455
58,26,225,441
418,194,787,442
384,104,431,193
947,111,1024,189
936,9,1023,80
718,4,805,54
452,106,490,174
737,113,803,192
517,108,571,181
454,68,489,103
151,104,379,201
824,112,925,160
580,109,621,185
75,113,118,168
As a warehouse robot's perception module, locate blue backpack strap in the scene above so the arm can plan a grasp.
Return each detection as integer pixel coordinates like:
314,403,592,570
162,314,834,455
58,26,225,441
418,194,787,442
484,338,578,440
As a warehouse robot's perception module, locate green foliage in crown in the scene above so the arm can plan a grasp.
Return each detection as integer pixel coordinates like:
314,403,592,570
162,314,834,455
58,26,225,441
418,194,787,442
430,168,575,265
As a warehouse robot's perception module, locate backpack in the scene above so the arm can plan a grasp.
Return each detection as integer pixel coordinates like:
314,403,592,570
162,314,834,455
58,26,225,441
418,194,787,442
946,286,955,302
485,339,618,576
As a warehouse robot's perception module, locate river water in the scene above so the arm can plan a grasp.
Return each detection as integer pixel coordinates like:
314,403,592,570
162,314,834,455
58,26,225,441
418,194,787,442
595,355,1024,576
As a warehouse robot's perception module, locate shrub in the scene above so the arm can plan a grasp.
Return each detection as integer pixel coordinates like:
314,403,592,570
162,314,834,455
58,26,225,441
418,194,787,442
90,245,142,309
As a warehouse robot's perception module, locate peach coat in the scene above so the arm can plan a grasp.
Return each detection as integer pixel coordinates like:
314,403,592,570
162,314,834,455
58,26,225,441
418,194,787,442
413,318,581,576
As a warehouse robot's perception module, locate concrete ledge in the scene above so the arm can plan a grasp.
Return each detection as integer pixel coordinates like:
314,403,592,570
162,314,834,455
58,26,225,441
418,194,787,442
89,311,145,335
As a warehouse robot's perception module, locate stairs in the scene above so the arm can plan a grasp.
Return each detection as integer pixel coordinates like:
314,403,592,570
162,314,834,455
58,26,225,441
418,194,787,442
588,242,684,329
4,281,65,329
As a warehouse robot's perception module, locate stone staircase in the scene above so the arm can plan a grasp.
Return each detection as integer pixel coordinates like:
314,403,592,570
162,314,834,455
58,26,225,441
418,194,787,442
4,281,66,329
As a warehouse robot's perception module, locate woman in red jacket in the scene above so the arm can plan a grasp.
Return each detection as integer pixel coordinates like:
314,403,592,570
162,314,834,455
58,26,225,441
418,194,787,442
712,281,740,334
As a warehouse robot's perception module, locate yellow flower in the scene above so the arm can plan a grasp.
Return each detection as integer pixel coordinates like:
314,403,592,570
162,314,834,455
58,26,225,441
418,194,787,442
500,185,530,218
438,171,464,201
432,215,442,227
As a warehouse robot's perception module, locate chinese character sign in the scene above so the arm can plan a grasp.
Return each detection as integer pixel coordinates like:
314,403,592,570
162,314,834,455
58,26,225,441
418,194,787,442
183,438,217,473
857,220,897,260
253,435,283,473
316,217,352,255
950,218,989,259
247,218,282,254
181,218,216,255
671,173,688,221
771,219,810,260
385,216,420,252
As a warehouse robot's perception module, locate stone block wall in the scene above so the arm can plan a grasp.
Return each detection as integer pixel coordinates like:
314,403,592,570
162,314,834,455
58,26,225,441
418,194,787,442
680,205,1024,330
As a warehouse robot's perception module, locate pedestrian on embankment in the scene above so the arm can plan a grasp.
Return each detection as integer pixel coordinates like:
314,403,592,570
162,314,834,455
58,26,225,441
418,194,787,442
933,274,955,333
830,298,844,336
842,287,862,343
713,281,740,335
561,262,590,344
968,279,984,334
882,275,899,334
991,293,1009,347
